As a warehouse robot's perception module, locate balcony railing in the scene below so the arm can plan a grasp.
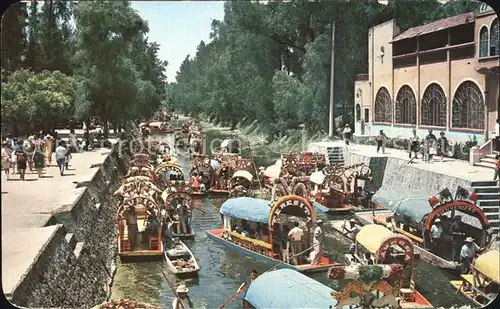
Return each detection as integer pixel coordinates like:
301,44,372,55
356,74,369,81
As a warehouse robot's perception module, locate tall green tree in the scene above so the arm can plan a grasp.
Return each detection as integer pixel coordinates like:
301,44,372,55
1,2,27,78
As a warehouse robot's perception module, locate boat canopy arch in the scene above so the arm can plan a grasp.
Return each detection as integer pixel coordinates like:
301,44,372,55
118,195,160,216
154,163,185,178
220,197,271,223
231,170,253,182
269,195,315,230
424,200,489,231
244,269,336,309
356,224,415,266
473,250,500,283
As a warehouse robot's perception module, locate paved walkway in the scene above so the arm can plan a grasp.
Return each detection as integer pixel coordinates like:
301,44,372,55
1,143,116,296
310,141,496,182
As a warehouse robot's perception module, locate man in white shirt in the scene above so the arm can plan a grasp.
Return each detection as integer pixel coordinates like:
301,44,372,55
55,141,67,176
430,218,443,256
344,219,360,239
172,285,193,309
288,221,304,265
460,237,481,274
311,220,325,265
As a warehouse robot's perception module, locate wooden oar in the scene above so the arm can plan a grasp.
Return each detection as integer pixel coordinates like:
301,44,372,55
219,282,247,309
157,265,185,309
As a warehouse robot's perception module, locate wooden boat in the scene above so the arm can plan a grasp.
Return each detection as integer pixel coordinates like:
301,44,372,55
341,224,432,308
243,269,337,309
450,249,499,306
138,121,173,133
154,162,185,189
163,239,200,276
228,170,254,198
189,154,213,194
328,263,432,309
117,195,164,262
359,186,494,272
206,195,340,273
161,181,196,239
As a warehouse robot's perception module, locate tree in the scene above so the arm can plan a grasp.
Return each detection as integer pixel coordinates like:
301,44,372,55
1,70,76,132
1,2,27,78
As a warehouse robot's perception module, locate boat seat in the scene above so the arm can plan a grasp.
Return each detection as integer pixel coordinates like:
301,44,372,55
399,288,415,302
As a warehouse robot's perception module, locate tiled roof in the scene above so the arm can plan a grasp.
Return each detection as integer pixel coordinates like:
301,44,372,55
392,12,475,42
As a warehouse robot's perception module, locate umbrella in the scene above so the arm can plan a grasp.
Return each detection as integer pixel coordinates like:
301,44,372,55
211,159,220,170
263,164,281,179
309,171,325,185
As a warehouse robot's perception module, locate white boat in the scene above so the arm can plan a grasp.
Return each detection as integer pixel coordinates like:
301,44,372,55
163,239,200,276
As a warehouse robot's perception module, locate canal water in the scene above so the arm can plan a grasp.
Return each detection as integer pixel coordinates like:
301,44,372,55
110,129,474,308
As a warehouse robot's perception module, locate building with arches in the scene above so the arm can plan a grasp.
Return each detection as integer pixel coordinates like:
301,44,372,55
354,7,499,146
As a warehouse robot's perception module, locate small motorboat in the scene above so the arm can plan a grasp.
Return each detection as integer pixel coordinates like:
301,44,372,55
164,239,200,276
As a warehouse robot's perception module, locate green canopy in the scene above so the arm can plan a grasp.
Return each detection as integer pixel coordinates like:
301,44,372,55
372,188,433,223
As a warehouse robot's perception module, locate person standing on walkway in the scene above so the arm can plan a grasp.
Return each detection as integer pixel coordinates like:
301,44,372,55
25,137,35,173
2,142,12,180
15,140,27,181
44,134,54,166
11,139,18,175
55,141,67,176
376,130,388,154
343,124,351,146
288,221,304,265
494,155,500,182
409,129,419,159
437,132,449,162
69,129,80,152
32,144,45,178
311,220,325,265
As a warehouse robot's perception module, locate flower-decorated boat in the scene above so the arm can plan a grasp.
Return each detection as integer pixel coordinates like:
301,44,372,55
189,154,213,196
450,249,499,306
328,263,432,309
161,181,196,239
280,152,326,177
243,268,338,309
209,153,241,195
206,195,340,273
138,121,173,133
358,187,494,271
153,162,185,189
188,131,204,156
117,195,164,261
228,170,254,198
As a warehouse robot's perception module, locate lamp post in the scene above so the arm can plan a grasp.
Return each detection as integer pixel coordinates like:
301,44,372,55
298,124,306,152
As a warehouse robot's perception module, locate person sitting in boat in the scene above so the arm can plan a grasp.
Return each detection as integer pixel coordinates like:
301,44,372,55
460,237,483,274
120,206,138,251
288,221,304,265
356,186,367,207
173,285,193,309
345,219,360,239
310,220,325,265
430,218,443,256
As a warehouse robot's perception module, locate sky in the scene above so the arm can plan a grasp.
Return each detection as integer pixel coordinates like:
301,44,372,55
130,1,225,83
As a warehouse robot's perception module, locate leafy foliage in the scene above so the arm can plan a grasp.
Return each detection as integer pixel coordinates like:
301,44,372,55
169,0,480,138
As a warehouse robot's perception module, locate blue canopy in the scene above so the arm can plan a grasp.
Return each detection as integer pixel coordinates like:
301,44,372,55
245,269,336,309
372,188,433,222
220,197,271,223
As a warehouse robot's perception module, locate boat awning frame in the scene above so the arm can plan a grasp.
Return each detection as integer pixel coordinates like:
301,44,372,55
473,250,500,283
231,170,253,182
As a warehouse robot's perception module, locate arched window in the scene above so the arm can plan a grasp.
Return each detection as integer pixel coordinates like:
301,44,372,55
490,19,499,56
374,87,392,123
356,104,361,121
421,83,447,127
395,85,416,124
479,26,489,57
452,81,485,130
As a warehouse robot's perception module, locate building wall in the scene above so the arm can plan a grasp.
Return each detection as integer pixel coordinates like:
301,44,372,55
356,14,499,144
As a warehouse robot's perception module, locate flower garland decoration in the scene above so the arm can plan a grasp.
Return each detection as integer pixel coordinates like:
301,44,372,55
95,299,159,309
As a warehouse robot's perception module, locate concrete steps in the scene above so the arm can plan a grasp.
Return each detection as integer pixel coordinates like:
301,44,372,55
326,146,344,165
474,154,497,169
471,180,499,239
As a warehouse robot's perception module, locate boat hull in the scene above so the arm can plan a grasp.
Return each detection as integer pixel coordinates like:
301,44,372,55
164,241,200,277
206,229,339,273
118,250,164,263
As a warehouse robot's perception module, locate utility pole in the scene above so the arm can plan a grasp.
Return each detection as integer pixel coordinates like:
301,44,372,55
328,21,336,139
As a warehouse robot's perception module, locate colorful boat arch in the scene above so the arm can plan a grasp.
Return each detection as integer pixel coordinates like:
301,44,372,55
118,195,160,214
268,195,315,230
424,200,489,231
154,163,185,179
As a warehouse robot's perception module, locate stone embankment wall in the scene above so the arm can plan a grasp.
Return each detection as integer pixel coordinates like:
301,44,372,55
345,152,473,194
10,130,136,308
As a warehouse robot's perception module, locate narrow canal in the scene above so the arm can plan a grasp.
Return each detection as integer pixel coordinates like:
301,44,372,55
110,129,474,308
